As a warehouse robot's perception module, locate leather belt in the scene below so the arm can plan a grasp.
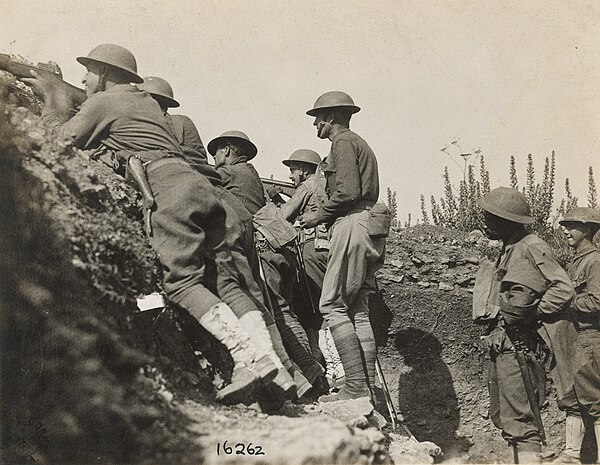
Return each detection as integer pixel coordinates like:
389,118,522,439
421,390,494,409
145,157,190,174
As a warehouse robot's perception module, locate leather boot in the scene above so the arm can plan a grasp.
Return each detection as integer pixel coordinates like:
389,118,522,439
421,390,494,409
216,362,259,405
553,415,584,463
199,303,278,404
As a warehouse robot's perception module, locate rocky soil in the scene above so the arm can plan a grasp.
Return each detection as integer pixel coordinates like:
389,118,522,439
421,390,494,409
1,75,590,465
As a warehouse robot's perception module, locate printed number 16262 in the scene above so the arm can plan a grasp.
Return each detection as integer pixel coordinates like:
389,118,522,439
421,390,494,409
216,441,265,456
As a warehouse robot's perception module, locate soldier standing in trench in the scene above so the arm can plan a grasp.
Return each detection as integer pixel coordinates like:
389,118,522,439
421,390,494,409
279,149,344,388
22,43,292,405
300,91,386,403
475,187,576,463
558,208,600,463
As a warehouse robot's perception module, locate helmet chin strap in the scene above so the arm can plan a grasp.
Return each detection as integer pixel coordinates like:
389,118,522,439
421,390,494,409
97,64,108,92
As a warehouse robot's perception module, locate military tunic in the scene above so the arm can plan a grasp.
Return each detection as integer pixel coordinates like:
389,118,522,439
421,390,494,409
217,158,266,215
281,175,328,329
164,113,208,171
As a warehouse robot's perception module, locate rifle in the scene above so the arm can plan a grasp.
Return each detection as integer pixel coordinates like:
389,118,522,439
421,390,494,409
292,238,318,315
0,53,86,109
261,177,296,202
505,325,547,445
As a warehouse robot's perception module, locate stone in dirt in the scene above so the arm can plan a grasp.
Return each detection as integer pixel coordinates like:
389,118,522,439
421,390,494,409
438,282,454,291
388,433,442,464
318,396,374,424
368,410,388,429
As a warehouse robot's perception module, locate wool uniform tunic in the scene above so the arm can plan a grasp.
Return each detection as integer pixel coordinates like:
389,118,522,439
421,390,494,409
164,113,208,171
281,174,328,330
218,158,266,216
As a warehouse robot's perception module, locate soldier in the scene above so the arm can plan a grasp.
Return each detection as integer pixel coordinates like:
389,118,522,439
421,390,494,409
22,44,287,405
137,76,208,171
558,208,600,463
207,131,265,215
475,187,576,463
208,132,327,393
300,91,386,403
280,149,344,389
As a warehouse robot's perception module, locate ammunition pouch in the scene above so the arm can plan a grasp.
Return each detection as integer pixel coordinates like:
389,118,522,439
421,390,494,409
367,203,391,238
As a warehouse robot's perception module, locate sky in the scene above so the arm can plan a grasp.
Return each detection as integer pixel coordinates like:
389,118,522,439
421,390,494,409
2,0,599,221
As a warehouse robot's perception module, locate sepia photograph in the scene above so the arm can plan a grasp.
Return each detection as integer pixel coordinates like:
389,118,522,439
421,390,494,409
1,1,599,463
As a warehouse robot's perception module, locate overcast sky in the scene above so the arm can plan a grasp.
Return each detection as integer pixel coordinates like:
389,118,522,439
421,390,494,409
2,0,599,221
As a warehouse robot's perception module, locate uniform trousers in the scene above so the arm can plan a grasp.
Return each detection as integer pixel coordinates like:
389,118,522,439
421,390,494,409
260,246,323,382
574,330,600,421
146,161,223,319
488,348,546,449
320,209,385,386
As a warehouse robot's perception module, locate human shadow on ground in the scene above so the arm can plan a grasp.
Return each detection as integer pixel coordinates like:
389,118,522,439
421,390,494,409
394,327,471,457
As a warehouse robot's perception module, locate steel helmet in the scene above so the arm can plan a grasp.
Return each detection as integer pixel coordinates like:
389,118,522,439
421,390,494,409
138,76,180,107
559,207,600,225
478,187,534,224
76,44,143,83
207,130,258,160
306,91,361,116
282,149,321,167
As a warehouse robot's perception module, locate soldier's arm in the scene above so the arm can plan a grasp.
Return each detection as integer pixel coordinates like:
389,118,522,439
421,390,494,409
216,165,233,187
61,95,112,149
317,138,361,223
280,184,310,222
573,260,600,314
179,115,207,159
527,244,575,315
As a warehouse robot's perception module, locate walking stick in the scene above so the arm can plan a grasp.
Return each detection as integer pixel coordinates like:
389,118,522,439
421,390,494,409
375,356,416,440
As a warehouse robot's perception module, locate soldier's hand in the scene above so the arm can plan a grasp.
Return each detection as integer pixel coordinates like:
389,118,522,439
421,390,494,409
22,69,73,120
300,211,321,229
21,70,58,101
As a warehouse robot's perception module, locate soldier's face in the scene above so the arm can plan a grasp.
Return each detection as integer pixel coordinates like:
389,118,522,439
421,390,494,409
81,63,102,96
482,211,509,240
561,222,588,249
288,163,304,187
212,147,225,168
313,112,332,139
